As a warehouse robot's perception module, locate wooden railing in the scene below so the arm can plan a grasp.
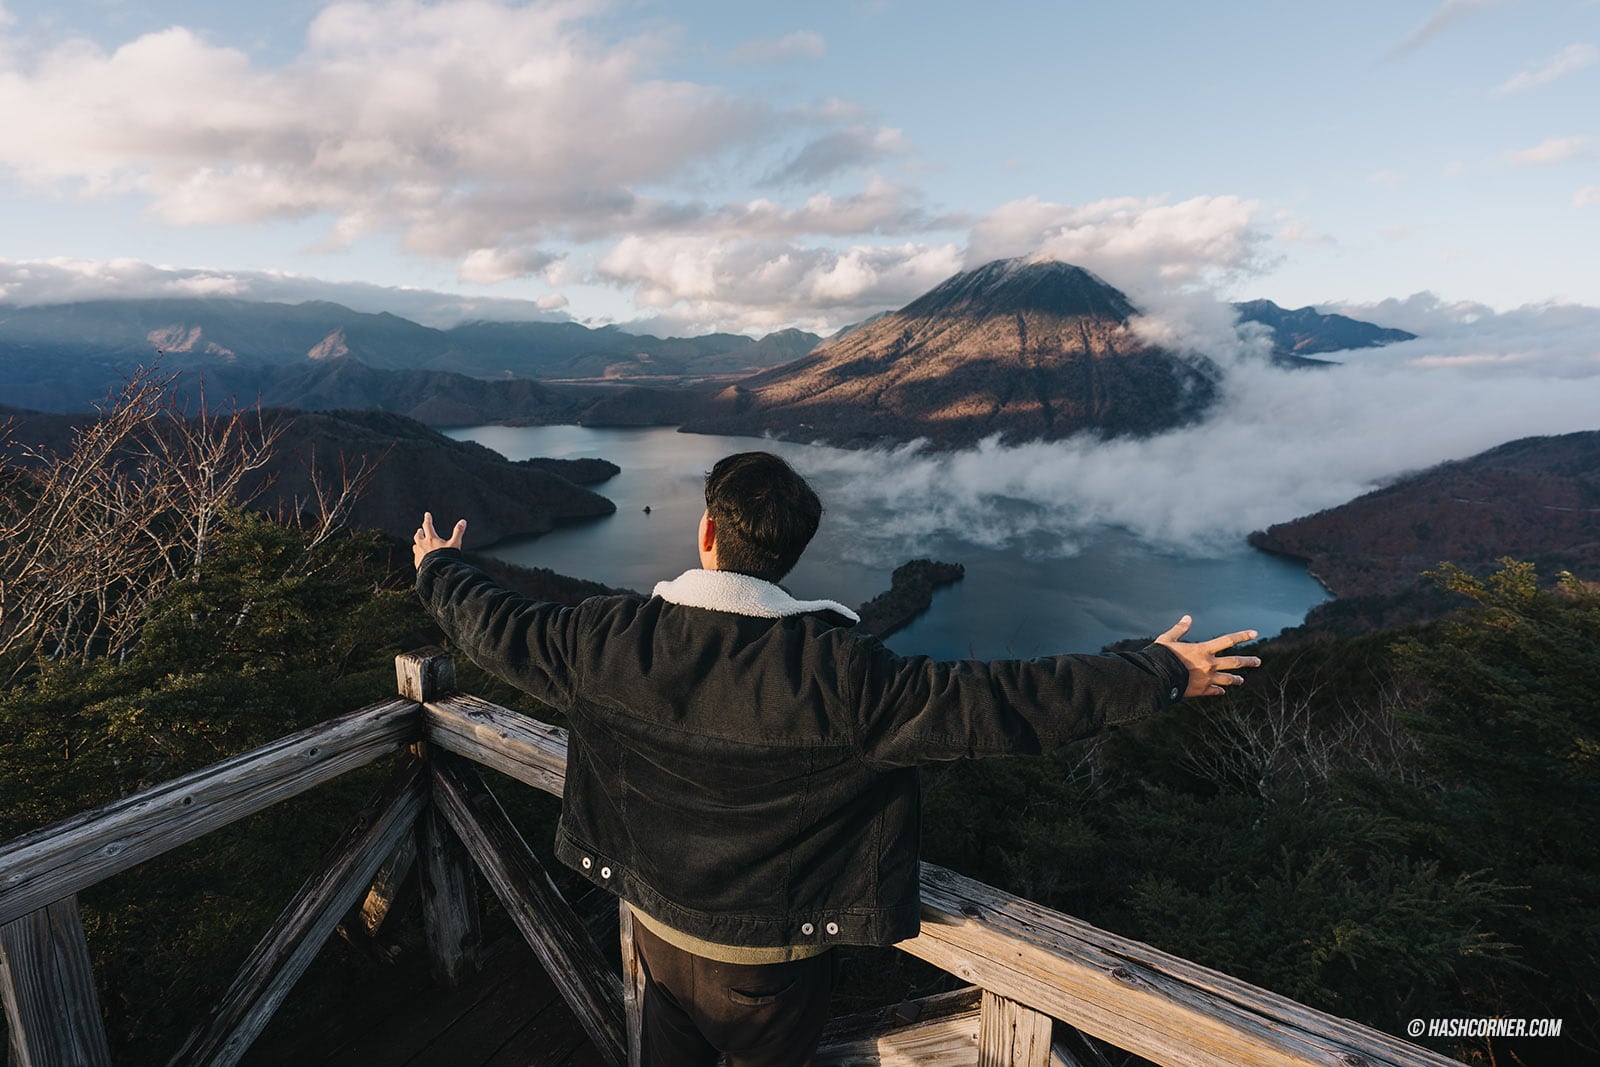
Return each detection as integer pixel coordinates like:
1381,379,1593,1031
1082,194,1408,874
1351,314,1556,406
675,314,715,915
0,649,1462,1067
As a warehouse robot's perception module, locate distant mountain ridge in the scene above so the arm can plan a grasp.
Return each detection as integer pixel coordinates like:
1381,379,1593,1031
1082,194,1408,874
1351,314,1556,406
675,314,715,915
683,258,1218,447
0,297,818,389
2,274,1419,447
1233,299,1416,363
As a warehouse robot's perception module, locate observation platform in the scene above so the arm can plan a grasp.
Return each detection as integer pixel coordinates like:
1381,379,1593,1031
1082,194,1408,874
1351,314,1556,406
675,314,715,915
1,649,1463,1067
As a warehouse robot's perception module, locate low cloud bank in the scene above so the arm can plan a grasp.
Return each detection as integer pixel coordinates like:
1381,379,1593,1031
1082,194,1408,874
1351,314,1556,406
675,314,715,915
803,297,1600,564
0,258,568,327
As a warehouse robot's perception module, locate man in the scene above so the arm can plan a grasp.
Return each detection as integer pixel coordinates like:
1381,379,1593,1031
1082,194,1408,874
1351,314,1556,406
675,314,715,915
413,450,1260,1067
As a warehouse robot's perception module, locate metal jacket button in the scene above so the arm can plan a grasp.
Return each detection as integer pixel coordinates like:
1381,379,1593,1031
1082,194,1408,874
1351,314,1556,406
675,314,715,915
600,866,612,879
801,922,814,935
825,922,839,936
582,857,592,870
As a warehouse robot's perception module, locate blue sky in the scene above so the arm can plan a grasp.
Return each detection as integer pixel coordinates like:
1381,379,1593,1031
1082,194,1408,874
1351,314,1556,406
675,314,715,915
1,0,1597,333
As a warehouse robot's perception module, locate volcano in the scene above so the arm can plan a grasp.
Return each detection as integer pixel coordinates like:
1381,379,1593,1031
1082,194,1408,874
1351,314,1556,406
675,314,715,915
683,257,1217,448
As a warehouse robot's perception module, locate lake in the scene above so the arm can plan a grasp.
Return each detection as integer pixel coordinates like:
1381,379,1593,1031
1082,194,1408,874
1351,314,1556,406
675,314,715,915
443,424,1328,660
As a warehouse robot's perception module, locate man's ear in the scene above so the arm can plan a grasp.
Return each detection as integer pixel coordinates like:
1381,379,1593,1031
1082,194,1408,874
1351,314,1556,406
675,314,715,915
700,514,716,553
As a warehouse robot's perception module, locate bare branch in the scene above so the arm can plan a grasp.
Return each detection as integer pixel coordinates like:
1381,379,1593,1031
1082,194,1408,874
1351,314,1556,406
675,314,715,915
0,366,287,675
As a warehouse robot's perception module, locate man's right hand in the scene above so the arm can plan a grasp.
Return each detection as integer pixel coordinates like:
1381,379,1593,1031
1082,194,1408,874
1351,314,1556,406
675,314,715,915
1154,615,1261,698
413,512,466,570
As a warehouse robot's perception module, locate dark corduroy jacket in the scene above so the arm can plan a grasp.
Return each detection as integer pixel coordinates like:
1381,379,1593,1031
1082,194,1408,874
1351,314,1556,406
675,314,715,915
416,549,1187,948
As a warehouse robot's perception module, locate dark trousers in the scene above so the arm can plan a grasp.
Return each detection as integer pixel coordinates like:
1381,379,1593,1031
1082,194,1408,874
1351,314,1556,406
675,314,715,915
632,920,837,1067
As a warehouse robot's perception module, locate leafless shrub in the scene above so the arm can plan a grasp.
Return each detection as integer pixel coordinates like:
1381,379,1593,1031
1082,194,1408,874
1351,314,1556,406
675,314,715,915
0,366,342,676
1057,735,1114,811
1181,660,1421,804
274,443,385,554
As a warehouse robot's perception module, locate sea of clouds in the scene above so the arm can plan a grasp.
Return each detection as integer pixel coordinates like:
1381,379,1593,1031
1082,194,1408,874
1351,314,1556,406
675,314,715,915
804,289,1600,562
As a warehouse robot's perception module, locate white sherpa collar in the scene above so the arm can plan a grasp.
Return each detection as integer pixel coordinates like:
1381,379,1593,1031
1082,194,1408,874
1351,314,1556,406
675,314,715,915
652,568,860,624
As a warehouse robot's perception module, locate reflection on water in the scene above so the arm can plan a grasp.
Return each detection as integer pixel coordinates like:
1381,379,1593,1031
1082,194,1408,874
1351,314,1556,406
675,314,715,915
442,425,1327,660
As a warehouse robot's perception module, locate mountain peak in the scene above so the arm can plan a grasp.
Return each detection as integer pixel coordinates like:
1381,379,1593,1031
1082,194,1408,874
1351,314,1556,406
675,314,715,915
899,257,1136,322
682,258,1212,448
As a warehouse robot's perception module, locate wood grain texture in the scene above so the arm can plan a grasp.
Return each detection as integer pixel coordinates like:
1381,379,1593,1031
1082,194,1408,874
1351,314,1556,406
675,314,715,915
397,648,456,703
816,987,982,1067
905,863,1459,1067
167,758,428,1067
0,895,113,1067
431,756,626,1067
351,831,417,940
0,698,420,927
418,802,482,988
979,991,1051,1067
423,694,568,797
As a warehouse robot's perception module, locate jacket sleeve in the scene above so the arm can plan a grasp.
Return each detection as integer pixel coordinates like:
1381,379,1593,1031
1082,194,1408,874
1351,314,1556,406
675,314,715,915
414,549,585,710
847,636,1188,769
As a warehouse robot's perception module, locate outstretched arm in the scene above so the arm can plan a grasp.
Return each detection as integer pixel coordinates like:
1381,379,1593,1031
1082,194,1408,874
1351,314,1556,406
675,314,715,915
1153,615,1261,698
412,511,587,711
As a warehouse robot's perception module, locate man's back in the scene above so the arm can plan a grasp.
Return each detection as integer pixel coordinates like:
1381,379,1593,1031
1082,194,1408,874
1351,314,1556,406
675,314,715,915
416,550,1187,950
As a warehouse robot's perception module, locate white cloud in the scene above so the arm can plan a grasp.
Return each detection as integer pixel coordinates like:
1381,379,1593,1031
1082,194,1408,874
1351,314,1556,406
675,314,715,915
597,236,962,332
764,126,909,185
0,257,572,327
0,2,902,279
458,247,559,285
728,31,825,64
1575,185,1600,207
592,188,1275,354
1274,221,1333,245
708,178,962,239
1323,292,1600,376
1494,42,1599,93
1388,0,1511,59
1508,135,1594,165
1368,169,1403,187
967,194,1272,304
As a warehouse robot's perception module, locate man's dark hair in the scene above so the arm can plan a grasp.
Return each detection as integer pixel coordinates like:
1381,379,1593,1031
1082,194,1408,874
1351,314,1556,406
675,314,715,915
704,452,822,583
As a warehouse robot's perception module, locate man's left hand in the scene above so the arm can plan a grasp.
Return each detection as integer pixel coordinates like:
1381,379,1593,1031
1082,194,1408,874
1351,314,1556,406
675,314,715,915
1154,615,1261,698
413,511,466,569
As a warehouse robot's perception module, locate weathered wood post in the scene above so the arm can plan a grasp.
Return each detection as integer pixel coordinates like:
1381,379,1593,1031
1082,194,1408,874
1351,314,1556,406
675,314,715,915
396,648,483,988
396,646,455,704
0,894,114,1067
978,990,1053,1067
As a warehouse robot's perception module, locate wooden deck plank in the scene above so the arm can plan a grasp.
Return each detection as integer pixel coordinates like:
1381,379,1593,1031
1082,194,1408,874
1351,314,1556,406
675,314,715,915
403,946,570,1065
475,994,592,1067
237,934,584,1067
339,940,559,1065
